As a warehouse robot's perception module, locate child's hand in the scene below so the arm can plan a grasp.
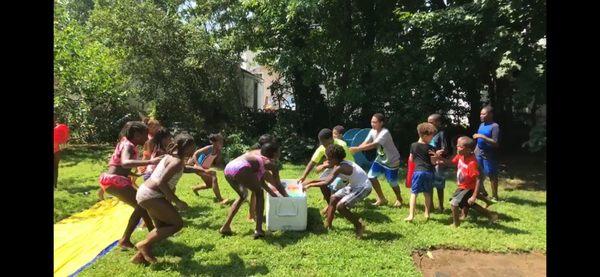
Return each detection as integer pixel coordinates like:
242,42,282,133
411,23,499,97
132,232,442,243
150,156,164,164
467,196,476,205
176,200,189,210
472,134,482,139
349,147,358,154
297,177,306,184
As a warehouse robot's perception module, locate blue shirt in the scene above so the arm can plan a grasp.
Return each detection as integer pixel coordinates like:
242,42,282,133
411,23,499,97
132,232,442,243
475,122,500,159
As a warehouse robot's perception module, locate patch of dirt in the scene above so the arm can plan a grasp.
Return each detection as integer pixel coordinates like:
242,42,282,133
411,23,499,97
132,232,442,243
412,249,546,277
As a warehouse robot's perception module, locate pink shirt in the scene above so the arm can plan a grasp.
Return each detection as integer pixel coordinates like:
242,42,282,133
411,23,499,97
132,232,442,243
109,137,138,167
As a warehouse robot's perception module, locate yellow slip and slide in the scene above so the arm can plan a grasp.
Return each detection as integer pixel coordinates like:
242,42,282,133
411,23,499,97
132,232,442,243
54,198,133,277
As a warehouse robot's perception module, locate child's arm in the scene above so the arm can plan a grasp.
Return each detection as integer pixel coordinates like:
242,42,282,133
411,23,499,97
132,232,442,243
120,145,163,168
156,159,188,209
298,161,318,183
315,160,332,172
303,165,341,190
349,142,378,153
467,162,481,205
264,160,288,197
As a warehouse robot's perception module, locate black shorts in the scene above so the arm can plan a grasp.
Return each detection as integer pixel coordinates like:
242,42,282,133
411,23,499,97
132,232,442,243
450,189,474,208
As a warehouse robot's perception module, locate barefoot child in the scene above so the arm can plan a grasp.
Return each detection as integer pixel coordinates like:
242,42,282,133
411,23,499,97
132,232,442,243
246,134,286,221
142,127,172,181
427,114,450,212
98,121,162,249
349,113,403,207
189,133,229,204
434,136,498,227
54,114,70,189
298,129,354,214
405,123,437,222
220,142,288,239
303,144,371,238
131,133,195,264
138,118,161,178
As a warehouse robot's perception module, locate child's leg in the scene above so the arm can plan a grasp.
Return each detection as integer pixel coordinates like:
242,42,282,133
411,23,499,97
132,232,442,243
135,198,183,263
450,205,461,227
209,173,228,203
391,186,403,207
326,196,341,229
490,175,499,200
471,203,498,223
247,192,256,221
477,193,494,208
336,201,364,238
320,186,332,215
221,176,247,234
251,186,266,237
369,178,388,206
423,192,432,219
404,193,417,221
437,188,445,212
105,186,155,248
460,206,468,219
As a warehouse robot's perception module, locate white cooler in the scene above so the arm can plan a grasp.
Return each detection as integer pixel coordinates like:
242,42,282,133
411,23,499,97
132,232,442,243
265,179,307,231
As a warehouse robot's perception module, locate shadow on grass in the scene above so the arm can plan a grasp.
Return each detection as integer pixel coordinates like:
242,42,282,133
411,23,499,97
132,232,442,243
502,196,546,207
430,212,529,235
150,241,269,276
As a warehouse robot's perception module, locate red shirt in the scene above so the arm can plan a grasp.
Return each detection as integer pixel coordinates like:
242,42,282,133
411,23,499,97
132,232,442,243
54,124,70,153
452,154,479,190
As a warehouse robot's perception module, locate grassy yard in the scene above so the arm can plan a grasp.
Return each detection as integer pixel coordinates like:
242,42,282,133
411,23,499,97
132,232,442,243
55,146,546,276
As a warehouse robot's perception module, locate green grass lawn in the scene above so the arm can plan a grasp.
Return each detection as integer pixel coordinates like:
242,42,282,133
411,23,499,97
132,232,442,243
56,146,546,276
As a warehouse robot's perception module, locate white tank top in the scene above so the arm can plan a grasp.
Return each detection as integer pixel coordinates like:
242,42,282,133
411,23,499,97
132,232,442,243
337,160,369,188
149,155,183,189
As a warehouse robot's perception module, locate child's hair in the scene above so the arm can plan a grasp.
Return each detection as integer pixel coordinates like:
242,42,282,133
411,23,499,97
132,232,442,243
373,113,386,123
428,113,442,123
483,105,494,114
325,144,346,161
417,122,437,137
209,133,224,143
119,121,148,141
458,136,475,149
260,142,280,159
318,128,333,141
258,134,275,146
143,117,160,127
150,127,172,152
333,125,345,135
167,133,195,156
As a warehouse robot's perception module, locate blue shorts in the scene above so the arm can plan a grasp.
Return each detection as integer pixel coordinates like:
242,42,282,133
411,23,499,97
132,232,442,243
410,171,434,194
367,161,399,187
476,155,498,177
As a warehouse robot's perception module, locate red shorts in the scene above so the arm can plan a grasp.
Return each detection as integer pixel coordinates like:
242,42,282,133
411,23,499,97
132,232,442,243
99,173,133,191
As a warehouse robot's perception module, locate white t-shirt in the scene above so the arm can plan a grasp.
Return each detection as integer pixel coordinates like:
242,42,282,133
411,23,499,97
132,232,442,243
363,128,400,168
337,161,370,189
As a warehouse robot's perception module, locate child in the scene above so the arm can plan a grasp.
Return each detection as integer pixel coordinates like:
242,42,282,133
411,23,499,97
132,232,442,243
434,136,498,227
98,121,162,249
427,114,450,213
246,134,286,221
303,144,371,238
298,129,354,214
219,142,288,239
474,106,501,201
333,125,345,140
138,117,161,177
350,113,403,207
132,133,195,264
54,114,70,189
142,127,172,181
189,133,229,205
405,123,437,222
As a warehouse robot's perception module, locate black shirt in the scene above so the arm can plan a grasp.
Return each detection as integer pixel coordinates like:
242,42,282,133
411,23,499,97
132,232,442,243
430,130,450,158
410,142,434,172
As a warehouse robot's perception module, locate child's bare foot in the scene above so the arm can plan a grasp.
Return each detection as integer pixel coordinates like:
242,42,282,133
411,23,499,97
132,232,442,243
424,212,430,221
192,187,200,196
118,239,135,249
355,220,366,239
438,207,444,213
371,199,388,206
130,251,149,265
135,242,157,263
459,214,466,220
449,223,459,228
98,189,105,200
404,215,414,222
393,200,403,208
253,230,265,239
218,198,231,205
219,226,233,236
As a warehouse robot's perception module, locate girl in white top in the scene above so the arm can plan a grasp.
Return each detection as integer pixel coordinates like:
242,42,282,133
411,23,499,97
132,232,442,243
303,144,372,238
132,133,195,265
